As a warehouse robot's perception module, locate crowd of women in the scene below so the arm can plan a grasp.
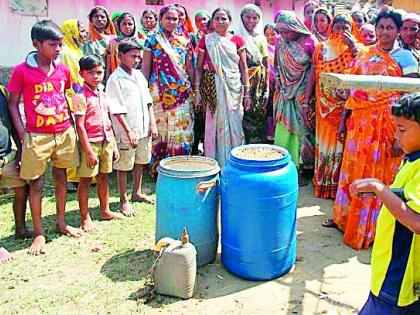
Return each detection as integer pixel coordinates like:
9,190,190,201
58,2,419,250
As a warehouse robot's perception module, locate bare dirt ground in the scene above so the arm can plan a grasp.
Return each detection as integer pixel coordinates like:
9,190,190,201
0,181,371,314
144,184,372,315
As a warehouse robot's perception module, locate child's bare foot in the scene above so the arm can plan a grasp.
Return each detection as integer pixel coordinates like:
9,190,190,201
119,201,136,217
81,216,97,232
131,194,154,204
56,224,84,237
15,228,34,240
101,210,125,220
28,235,46,255
0,247,13,264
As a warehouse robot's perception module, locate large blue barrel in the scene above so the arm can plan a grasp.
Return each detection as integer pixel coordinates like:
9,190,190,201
221,144,298,280
156,156,220,266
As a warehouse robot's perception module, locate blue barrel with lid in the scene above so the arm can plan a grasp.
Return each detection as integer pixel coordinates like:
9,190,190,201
221,144,298,280
156,156,220,266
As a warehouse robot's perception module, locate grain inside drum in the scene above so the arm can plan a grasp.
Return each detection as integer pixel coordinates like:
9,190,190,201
234,147,284,161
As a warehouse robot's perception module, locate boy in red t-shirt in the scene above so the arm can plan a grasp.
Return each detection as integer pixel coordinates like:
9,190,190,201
74,54,124,232
8,20,82,255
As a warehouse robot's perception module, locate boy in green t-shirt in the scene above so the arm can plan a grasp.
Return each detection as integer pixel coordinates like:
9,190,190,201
351,93,420,314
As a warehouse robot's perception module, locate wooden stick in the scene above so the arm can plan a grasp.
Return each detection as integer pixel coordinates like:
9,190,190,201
320,73,420,92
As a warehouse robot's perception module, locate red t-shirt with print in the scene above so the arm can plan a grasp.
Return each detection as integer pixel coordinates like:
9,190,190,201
8,57,72,134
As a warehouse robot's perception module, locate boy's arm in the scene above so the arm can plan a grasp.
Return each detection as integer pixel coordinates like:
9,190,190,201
350,178,420,234
114,114,138,148
105,109,119,163
106,78,138,148
75,115,97,168
5,92,22,151
148,104,158,138
8,93,25,142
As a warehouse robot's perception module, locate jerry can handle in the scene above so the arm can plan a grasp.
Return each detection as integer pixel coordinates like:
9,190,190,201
195,175,219,202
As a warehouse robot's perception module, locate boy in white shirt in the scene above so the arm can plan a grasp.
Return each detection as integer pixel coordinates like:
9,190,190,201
106,39,158,216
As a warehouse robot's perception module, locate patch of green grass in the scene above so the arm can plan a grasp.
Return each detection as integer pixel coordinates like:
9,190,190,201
0,168,164,314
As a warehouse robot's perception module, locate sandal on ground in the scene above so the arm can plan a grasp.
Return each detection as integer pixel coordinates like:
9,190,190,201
322,219,337,228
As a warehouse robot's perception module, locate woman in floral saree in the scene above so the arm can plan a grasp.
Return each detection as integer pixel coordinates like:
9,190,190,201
331,10,418,250
142,5,195,177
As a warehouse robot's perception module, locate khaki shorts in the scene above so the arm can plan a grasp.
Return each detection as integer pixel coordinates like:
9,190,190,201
113,137,152,171
77,141,114,177
0,151,26,189
20,127,79,180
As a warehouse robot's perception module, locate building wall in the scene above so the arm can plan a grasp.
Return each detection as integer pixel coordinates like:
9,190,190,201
392,0,420,12
0,0,301,72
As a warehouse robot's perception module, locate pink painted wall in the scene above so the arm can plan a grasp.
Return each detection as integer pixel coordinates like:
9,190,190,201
0,0,304,68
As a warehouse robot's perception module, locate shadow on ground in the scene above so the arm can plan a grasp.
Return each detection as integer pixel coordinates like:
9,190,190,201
101,249,155,282
274,185,370,314
0,201,122,253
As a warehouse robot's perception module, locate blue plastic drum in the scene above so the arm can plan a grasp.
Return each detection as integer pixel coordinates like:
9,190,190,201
156,156,220,266
221,144,298,280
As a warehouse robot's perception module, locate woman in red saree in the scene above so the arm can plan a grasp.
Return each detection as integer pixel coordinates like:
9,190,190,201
332,10,418,250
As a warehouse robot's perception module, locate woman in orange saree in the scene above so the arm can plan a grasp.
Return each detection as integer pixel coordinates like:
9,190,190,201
332,10,419,250
313,14,360,199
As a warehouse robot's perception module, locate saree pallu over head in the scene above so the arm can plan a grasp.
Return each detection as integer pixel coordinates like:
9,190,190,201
312,7,332,42
148,29,192,111
88,6,117,42
139,9,158,43
194,10,211,42
275,10,312,36
175,3,195,38
205,32,243,113
239,4,265,66
314,15,360,118
303,0,321,30
61,19,82,57
345,45,403,110
323,13,363,61
60,19,83,93
105,13,143,78
400,13,420,62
